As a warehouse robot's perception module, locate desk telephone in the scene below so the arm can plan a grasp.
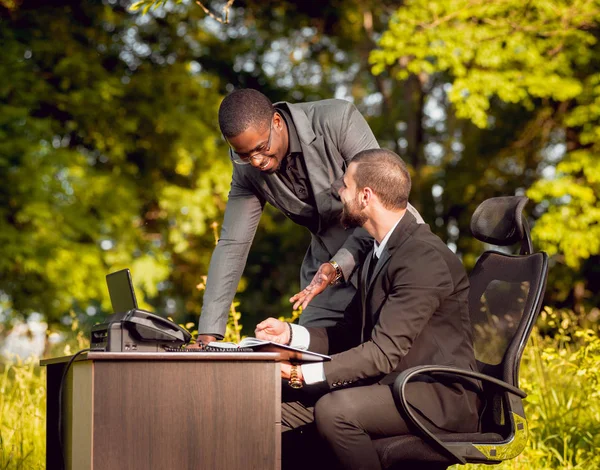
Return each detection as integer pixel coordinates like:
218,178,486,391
91,269,191,352
91,308,191,352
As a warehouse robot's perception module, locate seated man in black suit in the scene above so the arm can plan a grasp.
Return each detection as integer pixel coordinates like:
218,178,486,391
255,148,480,470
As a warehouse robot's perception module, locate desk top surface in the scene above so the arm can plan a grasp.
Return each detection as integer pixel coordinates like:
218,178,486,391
40,351,281,366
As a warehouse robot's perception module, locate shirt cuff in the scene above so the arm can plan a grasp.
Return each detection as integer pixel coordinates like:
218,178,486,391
289,323,310,350
301,363,326,385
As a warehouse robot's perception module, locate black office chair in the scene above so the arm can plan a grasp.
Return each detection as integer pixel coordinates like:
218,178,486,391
372,196,549,469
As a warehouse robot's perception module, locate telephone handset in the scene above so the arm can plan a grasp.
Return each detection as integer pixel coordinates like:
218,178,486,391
122,309,191,344
90,310,191,352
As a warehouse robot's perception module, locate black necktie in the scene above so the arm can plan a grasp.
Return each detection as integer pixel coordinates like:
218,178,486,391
367,252,378,283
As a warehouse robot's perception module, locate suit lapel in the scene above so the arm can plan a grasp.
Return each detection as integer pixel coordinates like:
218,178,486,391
360,249,374,342
361,212,421,334
364,212,418,294
284,103,336,232
383,211,419,254
367,249,390,293
362,249,375,298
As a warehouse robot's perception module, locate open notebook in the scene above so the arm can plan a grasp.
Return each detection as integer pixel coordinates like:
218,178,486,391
207,338,330,363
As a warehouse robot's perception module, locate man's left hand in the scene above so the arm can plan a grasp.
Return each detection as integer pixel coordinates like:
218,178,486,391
289,262,336,310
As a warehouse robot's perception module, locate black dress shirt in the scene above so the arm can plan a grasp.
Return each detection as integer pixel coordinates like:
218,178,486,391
276,107,318,232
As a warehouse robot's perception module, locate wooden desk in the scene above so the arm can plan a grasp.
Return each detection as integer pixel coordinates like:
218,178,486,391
41,352,281,470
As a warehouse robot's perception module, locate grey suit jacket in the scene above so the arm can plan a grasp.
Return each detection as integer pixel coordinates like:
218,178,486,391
307,212,480,432
199,99,423,337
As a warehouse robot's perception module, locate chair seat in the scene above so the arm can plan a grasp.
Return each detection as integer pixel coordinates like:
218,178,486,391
373,432,505,469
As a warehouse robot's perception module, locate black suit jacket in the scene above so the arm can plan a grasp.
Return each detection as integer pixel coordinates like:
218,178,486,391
307,212,480,432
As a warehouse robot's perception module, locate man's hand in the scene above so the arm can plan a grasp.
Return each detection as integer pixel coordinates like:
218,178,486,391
185,334,217,349
280,362,304,381
255,318,290,345
289,262,337,310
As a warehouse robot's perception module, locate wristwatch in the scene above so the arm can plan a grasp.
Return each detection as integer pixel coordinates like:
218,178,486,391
328,260,343,286
289,365,303,389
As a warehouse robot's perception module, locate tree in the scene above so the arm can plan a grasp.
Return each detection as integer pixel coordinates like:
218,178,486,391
371,0,600,308
0,0,231,328
1,0,406,333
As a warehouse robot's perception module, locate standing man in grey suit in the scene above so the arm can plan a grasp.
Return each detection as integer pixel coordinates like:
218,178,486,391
255,149,480,470
194,89,423,343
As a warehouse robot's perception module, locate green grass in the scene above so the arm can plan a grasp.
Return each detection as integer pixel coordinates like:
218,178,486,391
0,358,45,470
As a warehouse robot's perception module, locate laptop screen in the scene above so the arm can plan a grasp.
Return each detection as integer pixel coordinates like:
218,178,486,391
106,269,138,314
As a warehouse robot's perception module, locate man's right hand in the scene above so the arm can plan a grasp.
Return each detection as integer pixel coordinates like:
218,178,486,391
185,334,217,349
255,318,290,345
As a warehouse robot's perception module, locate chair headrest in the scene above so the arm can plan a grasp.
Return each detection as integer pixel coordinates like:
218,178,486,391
470,196,529,247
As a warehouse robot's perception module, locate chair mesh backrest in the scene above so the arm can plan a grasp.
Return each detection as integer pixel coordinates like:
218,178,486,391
468,251,547,387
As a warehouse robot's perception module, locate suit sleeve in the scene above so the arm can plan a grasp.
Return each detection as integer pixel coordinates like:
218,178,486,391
332,102,423,280
198,167,265,338
322,245,454,389
338,101,380,162
330,102,380,280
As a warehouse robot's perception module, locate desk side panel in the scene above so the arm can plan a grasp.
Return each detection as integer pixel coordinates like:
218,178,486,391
69,362,94,470
92,360,280,470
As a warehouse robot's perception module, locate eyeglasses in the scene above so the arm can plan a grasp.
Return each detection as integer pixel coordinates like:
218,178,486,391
230,119,274,165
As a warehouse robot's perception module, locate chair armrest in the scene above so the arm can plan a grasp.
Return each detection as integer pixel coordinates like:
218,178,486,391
391,365,527,464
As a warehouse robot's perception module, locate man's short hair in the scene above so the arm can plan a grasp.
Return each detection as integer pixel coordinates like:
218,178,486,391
218,89,274,138
352,149,411,210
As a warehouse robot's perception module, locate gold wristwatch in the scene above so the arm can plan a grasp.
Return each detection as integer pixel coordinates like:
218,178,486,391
328,260,343,286
289,365,303,389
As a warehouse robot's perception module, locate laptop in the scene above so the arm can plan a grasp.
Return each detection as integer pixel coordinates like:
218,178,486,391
106,268,138,315
95,268,192,350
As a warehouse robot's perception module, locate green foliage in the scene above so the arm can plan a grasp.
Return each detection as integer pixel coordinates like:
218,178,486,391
372,0,600,305
0,359,45,469
371,0,598,128
518,331,600,468
0,0,231,327
2,0,397,333
528,150,600,270
129,0,165,16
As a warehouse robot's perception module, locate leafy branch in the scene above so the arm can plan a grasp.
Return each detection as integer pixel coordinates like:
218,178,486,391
130,0,235,24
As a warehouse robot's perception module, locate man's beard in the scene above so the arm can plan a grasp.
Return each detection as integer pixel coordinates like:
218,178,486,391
341,197,367,229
